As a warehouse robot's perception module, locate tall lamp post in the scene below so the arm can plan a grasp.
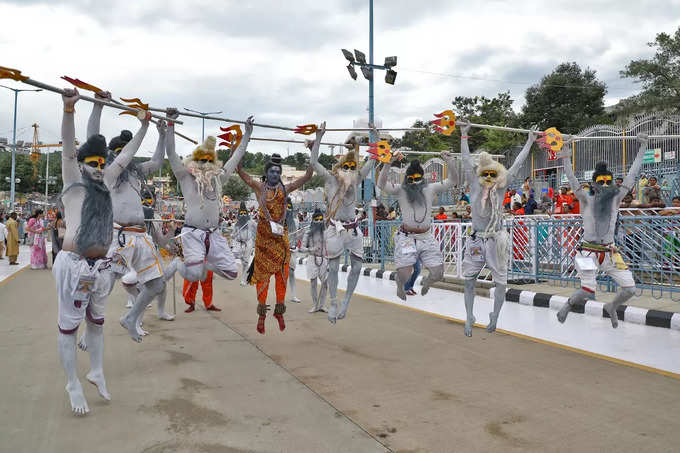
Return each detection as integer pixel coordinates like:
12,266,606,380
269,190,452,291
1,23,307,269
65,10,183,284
183,107,222,142
340,0,398,244
1,84,42,211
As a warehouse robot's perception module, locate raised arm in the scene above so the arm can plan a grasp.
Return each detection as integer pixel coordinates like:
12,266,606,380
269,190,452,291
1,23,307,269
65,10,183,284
222,116,254,180
286,123,324,192
359,156,375,180
286,163,313,193
507,127,538,180
430,151,458,193
86,91,110,138
308,123,332,181
561,147,584,199
104,112,150,186
622,134,649,191
460,123,475,185
61,89,81,186
164,108,189,179
236,165,262,192
139,120,167,175
377,153,402,195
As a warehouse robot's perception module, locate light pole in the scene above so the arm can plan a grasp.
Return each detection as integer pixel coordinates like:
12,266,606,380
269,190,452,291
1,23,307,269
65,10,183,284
340,0,398,242
183,108,222,142
0,84,42,211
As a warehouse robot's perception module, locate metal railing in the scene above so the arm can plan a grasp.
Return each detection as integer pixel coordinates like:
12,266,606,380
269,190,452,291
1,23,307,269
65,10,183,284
363,214,680,300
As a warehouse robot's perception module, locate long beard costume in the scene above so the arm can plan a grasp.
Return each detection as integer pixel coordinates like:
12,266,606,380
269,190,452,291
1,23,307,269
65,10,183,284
75,171,114,255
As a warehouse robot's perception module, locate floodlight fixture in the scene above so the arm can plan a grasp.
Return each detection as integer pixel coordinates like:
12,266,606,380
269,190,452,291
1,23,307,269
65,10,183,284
385,69,397,85
346,64,358,80
354,49,367,64
360,65,372,81
384,56,397,68
342,49,355,63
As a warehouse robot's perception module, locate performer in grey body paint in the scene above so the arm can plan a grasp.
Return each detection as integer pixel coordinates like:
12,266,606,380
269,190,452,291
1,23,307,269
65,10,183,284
311,144,375,323
377,151,457,300
285,197,301,303
299,208,329,313
460,123,537,336
163,109,254,284
85,91,171,342
556,134,648,327
232,201,257,286
55,88,147,414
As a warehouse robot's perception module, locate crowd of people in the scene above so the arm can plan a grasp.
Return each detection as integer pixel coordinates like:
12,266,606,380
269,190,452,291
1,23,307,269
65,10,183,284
0,208,67,268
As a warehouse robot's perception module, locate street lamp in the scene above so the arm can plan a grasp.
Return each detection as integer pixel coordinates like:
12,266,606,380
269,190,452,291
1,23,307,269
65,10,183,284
183,107,223,142
0,84,42,211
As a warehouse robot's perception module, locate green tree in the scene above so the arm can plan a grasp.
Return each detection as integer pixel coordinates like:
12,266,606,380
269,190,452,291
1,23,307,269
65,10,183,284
521,62,609,134
392,120,452,152
222,175,251,201
618,27,680,115
452,92,521,152
318,152,336,170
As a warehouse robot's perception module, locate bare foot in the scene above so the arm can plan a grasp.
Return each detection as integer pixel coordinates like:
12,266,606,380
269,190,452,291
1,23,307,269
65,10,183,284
604,303,619,328
274,313,286,331
77,335,87,351
486,312,498,333
158,312,175,321
66,380,89,416
86,371,111,401
464,316,476,337
557,302,571,324
120,315,142,343
257,316,266,334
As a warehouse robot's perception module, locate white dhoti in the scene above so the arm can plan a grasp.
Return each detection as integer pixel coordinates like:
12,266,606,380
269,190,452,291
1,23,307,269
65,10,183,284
326,222,363,260
181,226,237,277
574,247,635,293
54,250,112,334
462,231,509,284
306,254,329,281
394,230,443,269
108,226,164,285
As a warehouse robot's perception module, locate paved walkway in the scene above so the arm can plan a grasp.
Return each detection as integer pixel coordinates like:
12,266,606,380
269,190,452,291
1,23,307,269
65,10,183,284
1,267,679,452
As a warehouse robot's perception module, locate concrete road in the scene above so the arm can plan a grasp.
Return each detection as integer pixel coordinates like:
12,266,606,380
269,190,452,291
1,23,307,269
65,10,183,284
1,267,679,453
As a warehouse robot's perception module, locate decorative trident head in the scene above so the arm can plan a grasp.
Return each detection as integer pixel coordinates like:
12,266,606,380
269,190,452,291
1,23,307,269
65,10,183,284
537,127,564,160
61,76,103,93
0,66,29,81
366,140,392,163
431,109,456,136
294,124,318,135
218,125,243,150
118,97,149,118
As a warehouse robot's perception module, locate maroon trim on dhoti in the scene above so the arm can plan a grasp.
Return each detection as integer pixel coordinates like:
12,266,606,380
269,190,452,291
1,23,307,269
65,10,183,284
86,305,104,326
581,286,595,294
186,261,204,267
58,324,79,335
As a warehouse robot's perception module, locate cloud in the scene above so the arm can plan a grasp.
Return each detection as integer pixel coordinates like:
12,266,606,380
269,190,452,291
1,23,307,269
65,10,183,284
1,0,678,159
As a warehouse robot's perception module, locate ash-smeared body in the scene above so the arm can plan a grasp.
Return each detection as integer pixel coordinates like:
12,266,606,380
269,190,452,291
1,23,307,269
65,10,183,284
88,101,162,227
377,152,457,300
556,135,648,329
460,128,537,337
563,142,646,244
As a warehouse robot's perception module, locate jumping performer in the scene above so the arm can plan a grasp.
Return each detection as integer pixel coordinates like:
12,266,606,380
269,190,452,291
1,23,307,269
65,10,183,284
236,125,322,334
460,124,537,336
163,110,254,284
377,151,457,300
556,134,648,327
311,140,374,323
55,88,146,414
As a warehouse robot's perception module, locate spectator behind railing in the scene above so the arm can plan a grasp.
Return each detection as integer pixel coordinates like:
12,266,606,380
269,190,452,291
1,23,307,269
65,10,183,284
434,206,448,221
659,196,680,216
642,175,662,204
511,202,525,215
524,192,538,215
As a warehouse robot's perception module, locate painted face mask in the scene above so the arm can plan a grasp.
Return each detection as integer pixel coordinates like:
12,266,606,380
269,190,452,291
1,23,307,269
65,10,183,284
595,175,613,186
406,173,423,184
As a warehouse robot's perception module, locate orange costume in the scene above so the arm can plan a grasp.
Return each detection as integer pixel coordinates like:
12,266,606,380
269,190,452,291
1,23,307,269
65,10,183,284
237,157,312,334
183,270,219,312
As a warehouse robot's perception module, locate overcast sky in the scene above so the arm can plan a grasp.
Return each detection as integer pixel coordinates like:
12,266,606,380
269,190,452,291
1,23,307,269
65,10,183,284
1,0,679,158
